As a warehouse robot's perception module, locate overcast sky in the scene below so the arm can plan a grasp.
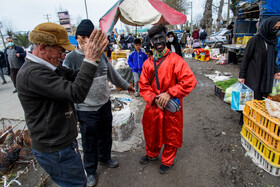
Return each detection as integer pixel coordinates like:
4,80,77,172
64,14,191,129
0,0,227,33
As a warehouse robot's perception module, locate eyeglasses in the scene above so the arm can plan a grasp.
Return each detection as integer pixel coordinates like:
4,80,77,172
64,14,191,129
50,46,69,56
57,49,70,56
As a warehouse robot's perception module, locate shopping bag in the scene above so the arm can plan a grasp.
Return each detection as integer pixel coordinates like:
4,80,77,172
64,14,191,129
268,79,280,97
231,83,254,111
224,82,239,104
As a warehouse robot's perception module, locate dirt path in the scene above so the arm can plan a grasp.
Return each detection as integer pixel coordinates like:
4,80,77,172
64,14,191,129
92,59,280,187
12,59,280,187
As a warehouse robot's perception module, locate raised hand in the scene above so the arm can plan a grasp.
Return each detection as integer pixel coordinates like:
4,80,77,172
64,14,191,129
79,30,109,62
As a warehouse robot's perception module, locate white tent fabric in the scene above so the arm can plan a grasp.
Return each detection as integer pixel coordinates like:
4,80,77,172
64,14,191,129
119,0,161,26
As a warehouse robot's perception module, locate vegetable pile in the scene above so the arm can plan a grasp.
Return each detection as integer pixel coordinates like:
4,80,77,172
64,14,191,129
216,78,238,92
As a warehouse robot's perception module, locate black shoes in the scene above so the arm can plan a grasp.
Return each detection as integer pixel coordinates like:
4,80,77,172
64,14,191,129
12,89,17,93
99,159,119,168
87,174,97,187
2,81,6,85
139,155,158,164
159,164,171,174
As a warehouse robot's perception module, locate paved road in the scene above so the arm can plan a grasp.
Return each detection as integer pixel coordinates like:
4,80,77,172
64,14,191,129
0,75,24,120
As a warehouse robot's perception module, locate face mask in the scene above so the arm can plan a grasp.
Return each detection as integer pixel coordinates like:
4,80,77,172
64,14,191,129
168,37,174,42
8,42,14,47
78,42,82,50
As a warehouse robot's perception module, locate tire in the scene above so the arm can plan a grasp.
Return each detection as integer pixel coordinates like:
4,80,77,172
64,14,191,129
214,42,223,48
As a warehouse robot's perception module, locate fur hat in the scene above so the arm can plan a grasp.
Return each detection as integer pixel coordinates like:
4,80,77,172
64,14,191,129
29,22,75,51
75,19,94,39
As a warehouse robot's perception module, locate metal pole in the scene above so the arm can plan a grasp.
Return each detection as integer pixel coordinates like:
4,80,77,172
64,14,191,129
191,2,193,30
0,28,6,49
84,0,89,19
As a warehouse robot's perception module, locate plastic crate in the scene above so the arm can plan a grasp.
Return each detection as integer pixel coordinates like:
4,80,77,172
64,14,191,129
214,85,222,97
243,100,280,151
241,134,280,176
241,125,280,170
111,52,127,60
214,85,225,100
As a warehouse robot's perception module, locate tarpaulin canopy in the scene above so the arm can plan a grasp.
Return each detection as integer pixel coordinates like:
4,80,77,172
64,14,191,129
99,0,187,34
238,0,280,16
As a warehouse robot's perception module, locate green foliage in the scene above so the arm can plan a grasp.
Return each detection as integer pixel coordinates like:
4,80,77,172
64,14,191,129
216,78,238,91
230,0,239,16
13,32,30,48
162,0,188,14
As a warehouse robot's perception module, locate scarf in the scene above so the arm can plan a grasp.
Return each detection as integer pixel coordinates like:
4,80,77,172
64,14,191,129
153,49,166,62
259,16,280,93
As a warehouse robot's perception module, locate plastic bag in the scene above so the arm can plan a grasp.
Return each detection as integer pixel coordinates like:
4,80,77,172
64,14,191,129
224,82,239,104
231,83,254,111
265,98,280,119
216,56,226,65
269,79,280,97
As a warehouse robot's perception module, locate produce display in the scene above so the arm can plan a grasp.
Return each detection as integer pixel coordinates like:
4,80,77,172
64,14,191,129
216,78,238,92
269,79,280,96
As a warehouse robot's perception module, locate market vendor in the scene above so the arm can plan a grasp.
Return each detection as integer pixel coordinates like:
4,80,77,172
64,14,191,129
238,16,280,100
138,24,197,174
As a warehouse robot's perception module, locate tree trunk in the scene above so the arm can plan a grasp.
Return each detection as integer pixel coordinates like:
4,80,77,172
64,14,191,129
216,0,224,32
201,0,213,35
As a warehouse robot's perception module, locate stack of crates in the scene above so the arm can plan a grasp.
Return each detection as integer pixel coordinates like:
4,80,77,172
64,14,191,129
241,100,280,176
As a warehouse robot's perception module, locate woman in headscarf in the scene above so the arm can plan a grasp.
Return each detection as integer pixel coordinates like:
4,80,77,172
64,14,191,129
166,31,182,57
238,16,280,99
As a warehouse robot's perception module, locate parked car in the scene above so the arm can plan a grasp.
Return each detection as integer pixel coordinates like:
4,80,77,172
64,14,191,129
205,28,231,48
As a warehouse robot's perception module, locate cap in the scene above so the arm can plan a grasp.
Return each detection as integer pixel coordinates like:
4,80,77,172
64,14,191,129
29,22,75,51
75,19,94,39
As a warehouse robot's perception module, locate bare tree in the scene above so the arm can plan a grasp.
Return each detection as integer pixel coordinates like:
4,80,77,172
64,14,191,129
2,18,17,37
162,0,190,30
200,0,213,35
216,0,224,32
76,15,83,26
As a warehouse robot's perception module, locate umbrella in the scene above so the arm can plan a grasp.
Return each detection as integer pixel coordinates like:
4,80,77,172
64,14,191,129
99,0,187,34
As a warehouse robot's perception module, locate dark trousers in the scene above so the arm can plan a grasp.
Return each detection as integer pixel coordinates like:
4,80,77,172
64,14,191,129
32,140,86,187
228,51,237,64
77,100,113,175
0,68,6,82
10,68,20,88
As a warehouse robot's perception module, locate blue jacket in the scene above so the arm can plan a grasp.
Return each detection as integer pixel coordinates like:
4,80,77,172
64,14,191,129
128,50,148,73
4,45,26,75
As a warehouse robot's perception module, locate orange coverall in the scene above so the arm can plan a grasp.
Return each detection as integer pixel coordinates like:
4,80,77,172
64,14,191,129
139,49,197,166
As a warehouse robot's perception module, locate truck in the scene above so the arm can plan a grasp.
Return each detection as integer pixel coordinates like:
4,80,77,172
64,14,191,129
224,0,280,67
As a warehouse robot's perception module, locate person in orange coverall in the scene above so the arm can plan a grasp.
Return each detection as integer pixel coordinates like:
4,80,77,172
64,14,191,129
138,24,197,174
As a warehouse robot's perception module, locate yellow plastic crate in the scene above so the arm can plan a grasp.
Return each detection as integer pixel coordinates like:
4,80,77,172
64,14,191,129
111,51,127,60
241,125,280,169
241,132,280,176
243,100,280,151
243,36,252,45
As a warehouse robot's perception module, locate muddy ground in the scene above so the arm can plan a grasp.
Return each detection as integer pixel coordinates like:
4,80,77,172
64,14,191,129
10,58,280,187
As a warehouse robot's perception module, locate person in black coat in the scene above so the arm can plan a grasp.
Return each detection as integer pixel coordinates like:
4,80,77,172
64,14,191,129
0,51,7,84
238,16,280,100
200,29,207,48
166,31,182,57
